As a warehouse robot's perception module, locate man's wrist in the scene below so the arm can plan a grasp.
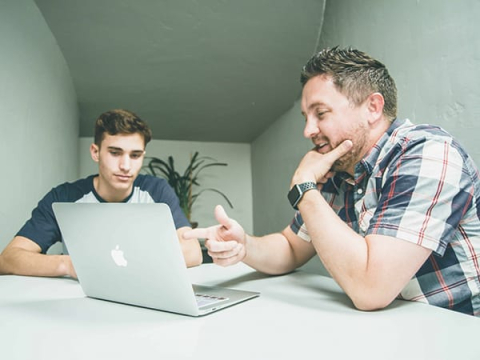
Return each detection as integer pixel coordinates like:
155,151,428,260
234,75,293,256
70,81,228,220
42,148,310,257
288,181,318,210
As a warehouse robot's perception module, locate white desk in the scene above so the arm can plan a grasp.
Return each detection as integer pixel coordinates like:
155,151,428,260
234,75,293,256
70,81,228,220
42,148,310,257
1,263,479,360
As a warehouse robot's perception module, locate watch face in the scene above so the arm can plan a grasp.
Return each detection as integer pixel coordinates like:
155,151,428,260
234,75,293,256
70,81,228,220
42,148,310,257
287,185,301,209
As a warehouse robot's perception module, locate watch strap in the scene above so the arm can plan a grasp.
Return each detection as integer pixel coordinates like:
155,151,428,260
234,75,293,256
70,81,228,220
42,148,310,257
288,181,317,210
297,182,317,193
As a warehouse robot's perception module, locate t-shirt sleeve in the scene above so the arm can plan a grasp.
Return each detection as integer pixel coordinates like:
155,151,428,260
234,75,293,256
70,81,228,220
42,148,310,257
16,189,63,254
147,178,191,228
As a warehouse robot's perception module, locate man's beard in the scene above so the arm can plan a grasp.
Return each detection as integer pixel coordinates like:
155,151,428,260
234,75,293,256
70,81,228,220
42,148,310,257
330,123,369,173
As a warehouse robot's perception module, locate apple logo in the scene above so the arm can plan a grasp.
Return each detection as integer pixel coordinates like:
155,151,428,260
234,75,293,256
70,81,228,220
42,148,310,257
111,245,128,267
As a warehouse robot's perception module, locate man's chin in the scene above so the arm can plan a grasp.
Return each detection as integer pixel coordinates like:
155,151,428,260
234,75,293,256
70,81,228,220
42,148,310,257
112,178,134,189
116,180,133,187
332,158,352,173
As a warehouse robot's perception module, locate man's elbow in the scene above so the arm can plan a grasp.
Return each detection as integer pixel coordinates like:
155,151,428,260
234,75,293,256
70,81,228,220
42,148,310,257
349,291,397,312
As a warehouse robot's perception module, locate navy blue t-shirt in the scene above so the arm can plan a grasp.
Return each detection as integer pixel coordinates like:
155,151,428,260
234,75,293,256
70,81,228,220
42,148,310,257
17,174,190,253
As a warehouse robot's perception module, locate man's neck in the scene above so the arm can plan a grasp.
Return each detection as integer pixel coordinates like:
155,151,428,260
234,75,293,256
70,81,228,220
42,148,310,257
348,119,391,177
93,176,132,202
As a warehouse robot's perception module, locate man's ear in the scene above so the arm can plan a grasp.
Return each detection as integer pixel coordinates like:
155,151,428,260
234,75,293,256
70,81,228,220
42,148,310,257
90,143,100,162
366,92,385,124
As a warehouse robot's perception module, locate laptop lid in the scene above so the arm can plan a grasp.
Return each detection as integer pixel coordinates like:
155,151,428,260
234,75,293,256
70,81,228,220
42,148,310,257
52,202,259,316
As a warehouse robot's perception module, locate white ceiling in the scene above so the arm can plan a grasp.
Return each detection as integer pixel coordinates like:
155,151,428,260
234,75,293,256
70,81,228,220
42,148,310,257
34,0,325,142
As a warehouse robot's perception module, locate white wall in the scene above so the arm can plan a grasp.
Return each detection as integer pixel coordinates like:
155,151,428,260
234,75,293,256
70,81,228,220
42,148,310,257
251,0,480,274
79,138,253,233
0,1,79,252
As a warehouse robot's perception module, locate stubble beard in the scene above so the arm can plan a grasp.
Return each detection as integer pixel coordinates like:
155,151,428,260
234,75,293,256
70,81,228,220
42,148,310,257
331,123,369,174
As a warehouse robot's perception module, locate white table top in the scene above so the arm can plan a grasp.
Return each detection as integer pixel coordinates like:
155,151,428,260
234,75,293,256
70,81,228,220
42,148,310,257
1,263,479,360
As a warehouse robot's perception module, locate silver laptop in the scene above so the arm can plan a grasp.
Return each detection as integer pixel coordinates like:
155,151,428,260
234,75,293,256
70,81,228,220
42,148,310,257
52,202,259,316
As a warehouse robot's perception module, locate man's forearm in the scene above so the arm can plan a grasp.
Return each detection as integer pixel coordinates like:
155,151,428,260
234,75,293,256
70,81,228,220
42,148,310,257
299,189,433,311
243,232,302,275
177,227,203,267
298,190,368,291
0,248,73,277
181,240,203,267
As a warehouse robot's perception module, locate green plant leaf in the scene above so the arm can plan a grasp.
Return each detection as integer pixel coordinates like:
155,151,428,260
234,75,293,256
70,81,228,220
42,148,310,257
191,188,234,209
142,152,233,221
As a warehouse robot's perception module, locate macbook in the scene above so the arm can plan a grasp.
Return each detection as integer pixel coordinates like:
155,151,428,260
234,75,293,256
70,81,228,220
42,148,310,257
52,202,259,316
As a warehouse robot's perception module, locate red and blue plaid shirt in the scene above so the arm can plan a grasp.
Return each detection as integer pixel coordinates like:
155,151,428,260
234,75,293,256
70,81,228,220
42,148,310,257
291,119,480,315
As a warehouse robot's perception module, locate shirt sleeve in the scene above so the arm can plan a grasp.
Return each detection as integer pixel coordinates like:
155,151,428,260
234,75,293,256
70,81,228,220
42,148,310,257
289,210,312,242
367,137,474,255
16,189,62,254
145,177,191,229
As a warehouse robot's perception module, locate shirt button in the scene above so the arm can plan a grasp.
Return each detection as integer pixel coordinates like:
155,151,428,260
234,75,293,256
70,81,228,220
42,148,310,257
357,188,363,195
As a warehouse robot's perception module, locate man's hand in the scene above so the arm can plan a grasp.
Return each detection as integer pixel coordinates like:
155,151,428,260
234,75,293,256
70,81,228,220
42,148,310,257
183,205,246,266
62,255,77,279
291,139,353,188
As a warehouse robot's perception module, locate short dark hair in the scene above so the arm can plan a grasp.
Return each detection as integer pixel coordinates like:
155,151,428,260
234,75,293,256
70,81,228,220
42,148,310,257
300,47,397,120
94,109,152,147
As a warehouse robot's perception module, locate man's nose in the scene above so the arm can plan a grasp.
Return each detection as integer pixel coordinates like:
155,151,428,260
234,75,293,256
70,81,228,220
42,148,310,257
119,154,131,171
303,118,320,138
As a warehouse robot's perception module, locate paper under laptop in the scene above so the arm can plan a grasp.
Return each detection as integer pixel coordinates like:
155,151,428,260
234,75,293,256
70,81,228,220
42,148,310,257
52,202,259,316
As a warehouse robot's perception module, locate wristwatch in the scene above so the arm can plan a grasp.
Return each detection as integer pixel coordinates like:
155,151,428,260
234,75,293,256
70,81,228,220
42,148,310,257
287,182,317,210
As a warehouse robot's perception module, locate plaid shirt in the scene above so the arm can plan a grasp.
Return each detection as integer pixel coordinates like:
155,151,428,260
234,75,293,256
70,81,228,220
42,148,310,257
291,118,480,315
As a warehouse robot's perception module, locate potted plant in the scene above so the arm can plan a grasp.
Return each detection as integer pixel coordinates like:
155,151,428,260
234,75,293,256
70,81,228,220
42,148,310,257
143,151,233,225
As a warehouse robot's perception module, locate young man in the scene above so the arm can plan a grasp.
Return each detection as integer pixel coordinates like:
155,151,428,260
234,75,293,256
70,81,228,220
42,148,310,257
184,47,480,316
0,109,202,278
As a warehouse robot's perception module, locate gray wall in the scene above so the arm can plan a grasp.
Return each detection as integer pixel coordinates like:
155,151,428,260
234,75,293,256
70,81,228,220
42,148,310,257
252,99,309,236
251,0,480,273
0,1,79,252
318,0,480,162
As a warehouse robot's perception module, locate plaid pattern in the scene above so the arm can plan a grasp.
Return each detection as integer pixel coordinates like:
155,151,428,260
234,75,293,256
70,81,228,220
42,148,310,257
291,119,480,315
